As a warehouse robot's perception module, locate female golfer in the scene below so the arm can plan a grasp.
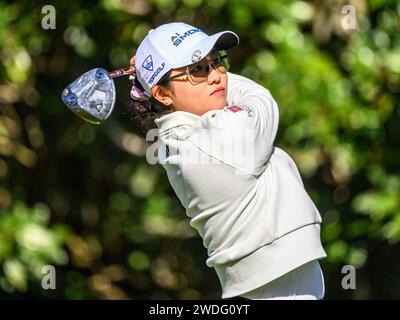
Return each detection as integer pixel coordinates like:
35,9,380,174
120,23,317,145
128,22,326,300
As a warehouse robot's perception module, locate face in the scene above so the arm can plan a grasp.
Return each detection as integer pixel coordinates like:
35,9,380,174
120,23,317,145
152,51,229,116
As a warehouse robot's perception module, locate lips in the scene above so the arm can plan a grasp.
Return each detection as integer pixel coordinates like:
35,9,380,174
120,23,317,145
210,87,225,96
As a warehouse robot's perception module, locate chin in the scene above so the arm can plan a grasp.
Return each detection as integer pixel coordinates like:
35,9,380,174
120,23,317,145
210,98,227,110
208,104,225,111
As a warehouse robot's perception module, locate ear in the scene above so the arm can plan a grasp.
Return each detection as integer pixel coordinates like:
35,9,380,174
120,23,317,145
151,85,174,108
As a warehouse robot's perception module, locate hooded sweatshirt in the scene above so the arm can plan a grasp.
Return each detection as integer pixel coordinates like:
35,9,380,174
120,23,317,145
154,72,326,298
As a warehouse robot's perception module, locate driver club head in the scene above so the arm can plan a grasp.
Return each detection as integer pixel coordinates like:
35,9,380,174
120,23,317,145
61,68,116,124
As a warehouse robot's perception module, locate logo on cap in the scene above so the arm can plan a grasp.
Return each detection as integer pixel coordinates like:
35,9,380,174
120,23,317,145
148,63,166,85
192,50,202,62
171,28,203,47
142,55,154,71
171,33,180,43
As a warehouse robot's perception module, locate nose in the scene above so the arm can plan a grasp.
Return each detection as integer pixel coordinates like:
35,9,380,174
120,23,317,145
207,64,221,85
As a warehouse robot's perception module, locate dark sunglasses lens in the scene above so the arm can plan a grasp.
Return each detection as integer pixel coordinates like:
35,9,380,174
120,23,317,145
189,51,230,83
217,50,230,71
189,63,209,83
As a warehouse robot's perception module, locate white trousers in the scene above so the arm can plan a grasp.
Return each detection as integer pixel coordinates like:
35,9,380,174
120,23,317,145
239,260,325,300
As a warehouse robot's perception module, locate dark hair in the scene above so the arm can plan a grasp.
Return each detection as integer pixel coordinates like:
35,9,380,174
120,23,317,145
127,71,174,131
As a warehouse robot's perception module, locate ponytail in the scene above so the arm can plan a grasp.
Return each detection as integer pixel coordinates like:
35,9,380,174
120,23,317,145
127,71,174,130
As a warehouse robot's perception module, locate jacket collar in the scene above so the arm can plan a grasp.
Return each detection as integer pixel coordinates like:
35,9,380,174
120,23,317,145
155,111,200,133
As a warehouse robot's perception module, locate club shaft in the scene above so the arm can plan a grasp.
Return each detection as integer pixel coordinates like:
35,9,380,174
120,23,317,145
108,67,134,79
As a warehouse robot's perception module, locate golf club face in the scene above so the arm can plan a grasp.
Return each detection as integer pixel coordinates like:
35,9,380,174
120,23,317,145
61,68,116,124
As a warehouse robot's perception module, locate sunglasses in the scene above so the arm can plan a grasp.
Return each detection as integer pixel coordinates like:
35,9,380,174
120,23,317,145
164,50,230,85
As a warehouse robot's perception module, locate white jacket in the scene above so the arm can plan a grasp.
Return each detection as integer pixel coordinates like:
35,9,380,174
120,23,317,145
154,72,326,298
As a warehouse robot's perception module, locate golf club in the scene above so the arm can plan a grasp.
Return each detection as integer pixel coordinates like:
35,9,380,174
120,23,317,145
61,66,133,124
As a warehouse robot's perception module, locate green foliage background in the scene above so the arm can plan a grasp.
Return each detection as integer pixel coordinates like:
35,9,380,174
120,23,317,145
0,0,399,299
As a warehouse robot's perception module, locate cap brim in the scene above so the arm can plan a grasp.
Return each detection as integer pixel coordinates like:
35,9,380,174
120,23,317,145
173,31,239,68
212,31,240,50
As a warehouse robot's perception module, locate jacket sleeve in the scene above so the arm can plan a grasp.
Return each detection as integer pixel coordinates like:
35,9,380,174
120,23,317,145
187,72,280,176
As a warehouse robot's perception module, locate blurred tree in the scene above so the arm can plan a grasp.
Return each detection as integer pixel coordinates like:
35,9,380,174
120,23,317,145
0,0,399,299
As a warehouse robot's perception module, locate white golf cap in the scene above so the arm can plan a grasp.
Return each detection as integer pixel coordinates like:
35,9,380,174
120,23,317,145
135,22,239,95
